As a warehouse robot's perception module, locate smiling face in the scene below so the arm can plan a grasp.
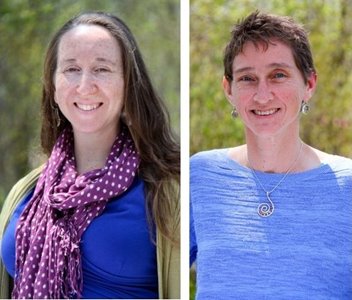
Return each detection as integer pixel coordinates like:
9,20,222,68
54,24,124,138
223,41,316,140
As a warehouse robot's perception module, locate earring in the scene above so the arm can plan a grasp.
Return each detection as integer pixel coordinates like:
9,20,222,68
231,107,238,119
300,101,310,115
52,104,61,127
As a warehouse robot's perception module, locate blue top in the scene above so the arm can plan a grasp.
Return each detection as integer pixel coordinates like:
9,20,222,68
1,177,158,299
190,149,352,300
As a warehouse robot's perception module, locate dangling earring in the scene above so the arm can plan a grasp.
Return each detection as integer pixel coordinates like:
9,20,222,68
52,104,61,127
300,101,310,115
231,107,238,119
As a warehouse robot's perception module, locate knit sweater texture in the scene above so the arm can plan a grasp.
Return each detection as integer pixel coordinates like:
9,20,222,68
190,149,352,300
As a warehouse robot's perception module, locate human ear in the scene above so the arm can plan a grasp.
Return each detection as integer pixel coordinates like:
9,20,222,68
304,72,317,102
222,76,235,105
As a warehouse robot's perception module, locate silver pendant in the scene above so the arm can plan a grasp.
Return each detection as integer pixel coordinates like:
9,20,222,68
257,192,275,217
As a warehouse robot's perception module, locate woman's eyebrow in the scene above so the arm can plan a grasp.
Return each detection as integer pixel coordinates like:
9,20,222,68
267,62,294,69
234,62,294,74
96,57,117,65
59,57,117,65
234,66,254,74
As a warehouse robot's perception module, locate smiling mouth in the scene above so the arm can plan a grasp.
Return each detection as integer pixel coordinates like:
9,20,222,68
252,108,280,116
75,103,102,111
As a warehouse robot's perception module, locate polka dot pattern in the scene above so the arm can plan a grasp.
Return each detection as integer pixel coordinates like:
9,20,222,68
12,126,140,299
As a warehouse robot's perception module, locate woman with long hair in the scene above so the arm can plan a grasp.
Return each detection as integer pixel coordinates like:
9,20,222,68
0,12,179,299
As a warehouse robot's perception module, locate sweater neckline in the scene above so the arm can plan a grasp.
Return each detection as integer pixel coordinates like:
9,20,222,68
222,148,334,178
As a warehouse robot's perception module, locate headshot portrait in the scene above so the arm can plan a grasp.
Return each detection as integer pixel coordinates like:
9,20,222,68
190,0,352,299
0,1,180,299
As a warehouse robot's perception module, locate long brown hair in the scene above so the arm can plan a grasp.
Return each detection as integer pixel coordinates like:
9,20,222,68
41,12,180,243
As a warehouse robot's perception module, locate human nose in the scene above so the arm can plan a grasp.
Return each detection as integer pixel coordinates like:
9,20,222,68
76,72,97,95
253,80,273,103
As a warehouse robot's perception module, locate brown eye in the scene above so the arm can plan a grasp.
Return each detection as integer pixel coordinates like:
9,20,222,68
65,67,80,73
239,75,254,82
95,68,110,73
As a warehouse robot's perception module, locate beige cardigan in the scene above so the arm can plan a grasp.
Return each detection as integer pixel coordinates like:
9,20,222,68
0,166,180,299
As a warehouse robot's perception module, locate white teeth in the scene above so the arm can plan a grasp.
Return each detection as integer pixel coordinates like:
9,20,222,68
254,108,278,116
76,103,100,111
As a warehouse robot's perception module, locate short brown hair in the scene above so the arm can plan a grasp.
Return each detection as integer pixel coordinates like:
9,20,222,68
224,10,316,83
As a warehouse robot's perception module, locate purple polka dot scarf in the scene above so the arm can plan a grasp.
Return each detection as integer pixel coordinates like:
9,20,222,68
12,125,140,299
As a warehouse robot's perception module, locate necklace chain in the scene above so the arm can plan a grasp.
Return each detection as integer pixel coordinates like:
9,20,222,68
248,141,303,218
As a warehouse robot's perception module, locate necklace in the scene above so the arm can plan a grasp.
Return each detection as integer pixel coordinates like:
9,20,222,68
248,141,303,218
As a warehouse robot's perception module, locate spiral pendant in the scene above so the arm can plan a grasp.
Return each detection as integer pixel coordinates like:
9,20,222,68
257,192,275,217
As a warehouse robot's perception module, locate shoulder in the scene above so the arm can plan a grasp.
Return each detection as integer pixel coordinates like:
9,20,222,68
0,165,44,235
190,148,229,168
7,165,44,199
308,147,352,173
190,147,249,189
324,154,352,174
190,147,247,174
311,151,352,189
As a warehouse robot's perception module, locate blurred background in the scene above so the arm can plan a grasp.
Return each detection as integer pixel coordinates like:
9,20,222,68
2,0,352,297
0,0,180,207
190,0,352,298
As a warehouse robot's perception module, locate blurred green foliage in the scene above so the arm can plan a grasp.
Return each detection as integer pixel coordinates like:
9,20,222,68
190,0,352,299
0,0,179,207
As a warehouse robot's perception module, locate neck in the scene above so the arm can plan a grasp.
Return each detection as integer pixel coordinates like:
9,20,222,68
73,126,120,174
246,131,303,173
